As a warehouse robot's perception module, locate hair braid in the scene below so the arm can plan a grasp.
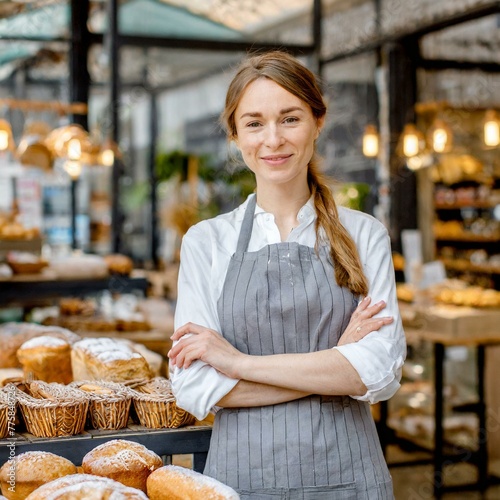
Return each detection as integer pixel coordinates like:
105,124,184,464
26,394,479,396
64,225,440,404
308,162,369,297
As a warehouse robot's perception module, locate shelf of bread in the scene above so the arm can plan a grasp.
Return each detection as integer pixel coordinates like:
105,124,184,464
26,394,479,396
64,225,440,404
441,258,500,275
0,437,237,500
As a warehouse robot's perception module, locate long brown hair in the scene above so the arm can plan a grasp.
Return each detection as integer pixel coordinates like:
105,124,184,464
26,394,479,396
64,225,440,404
222,51,369,296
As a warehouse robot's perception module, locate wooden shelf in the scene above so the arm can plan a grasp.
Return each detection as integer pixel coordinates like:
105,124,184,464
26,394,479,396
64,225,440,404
0,425,212,470
435,202,498,210
441,259,500,275
0,274,149,305
435,234,500,243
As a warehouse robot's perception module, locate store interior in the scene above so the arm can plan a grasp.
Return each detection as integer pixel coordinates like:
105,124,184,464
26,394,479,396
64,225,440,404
0,0,499,499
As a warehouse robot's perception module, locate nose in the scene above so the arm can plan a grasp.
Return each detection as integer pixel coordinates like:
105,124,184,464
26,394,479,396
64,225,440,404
264,124,284,149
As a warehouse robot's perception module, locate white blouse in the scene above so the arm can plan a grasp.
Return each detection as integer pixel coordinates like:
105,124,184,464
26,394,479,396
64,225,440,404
171,194,406,420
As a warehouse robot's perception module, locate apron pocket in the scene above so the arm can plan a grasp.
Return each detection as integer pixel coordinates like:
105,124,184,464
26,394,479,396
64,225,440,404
238,482,357,500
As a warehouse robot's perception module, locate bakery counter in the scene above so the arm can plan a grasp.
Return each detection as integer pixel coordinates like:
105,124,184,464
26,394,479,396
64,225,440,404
0,424,212,472
0,272,149,306
381,301,500,496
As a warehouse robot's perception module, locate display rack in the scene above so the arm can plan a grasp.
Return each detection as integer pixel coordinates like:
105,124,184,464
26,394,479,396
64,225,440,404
380,303,500,497
0,274,149,305
0,425,212,472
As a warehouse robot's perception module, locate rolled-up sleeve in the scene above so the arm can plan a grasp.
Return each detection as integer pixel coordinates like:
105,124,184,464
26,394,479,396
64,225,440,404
170,224,238,420
334,223,406,403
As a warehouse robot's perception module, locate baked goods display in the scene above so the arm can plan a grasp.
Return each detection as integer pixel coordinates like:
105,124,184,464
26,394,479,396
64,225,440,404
14,381,89,438
5,252,47,274
17,336,73,384
104,254,134,276
129,377,196,429
71,381,132,430
48,254,109,280
24,474,148,500
82,439,163,493
0,451,77,500
71,338,153,382
147,465,240,500
434,286,500,308
0,322,80,369
43,294,152,333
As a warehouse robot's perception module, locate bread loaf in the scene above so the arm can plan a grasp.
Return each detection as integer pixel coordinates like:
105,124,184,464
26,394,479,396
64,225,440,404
147,465,240,500
0,451,77,500
17,336,73,384
25,474,148,499
0,323,80,369
81,439,162,492
71,338,152,382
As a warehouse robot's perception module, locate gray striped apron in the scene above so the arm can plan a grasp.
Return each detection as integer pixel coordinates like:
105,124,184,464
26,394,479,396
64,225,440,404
204,196,394,499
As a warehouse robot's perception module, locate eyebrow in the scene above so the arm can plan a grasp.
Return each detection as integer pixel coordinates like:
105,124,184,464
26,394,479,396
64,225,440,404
239,106,305,120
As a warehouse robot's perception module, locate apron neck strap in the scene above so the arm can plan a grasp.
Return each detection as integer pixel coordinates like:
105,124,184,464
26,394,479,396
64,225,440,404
236,195,257,253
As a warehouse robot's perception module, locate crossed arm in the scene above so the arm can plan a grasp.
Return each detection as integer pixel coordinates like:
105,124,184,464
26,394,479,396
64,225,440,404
169,298,393,408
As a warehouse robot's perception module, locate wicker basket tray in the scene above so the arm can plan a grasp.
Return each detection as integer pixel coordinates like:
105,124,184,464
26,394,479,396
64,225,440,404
129,377,195,429
71,381,132,430
15,381,89,438
0,387,14,439
7,260,48,274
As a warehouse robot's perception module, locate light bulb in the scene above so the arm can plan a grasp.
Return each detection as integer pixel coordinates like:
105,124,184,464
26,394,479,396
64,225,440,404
362,125,379,157
64,160,83,179
403,134,419,157
484,110,500,147
100,149,114,167
67,138,82,161
0,130,8,151
432,128,448,153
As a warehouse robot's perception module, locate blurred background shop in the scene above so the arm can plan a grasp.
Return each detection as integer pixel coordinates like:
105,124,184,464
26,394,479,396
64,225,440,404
0,1,499,499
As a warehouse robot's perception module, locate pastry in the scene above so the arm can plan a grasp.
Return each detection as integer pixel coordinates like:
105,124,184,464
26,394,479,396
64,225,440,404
147,465,240,500
17,336,73,384
71,338,152,382
25,474,148,499
104,254,134,275
81,439,162,492
0,451,77,500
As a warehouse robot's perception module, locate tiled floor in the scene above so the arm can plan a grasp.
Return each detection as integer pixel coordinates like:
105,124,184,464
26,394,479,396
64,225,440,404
389,446,500,499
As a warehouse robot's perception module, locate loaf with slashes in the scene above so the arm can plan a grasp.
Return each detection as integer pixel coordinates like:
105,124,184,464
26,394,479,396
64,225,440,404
71,338,152,383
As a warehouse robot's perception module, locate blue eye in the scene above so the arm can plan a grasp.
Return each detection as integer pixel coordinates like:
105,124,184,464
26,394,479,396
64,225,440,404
284,117,298,124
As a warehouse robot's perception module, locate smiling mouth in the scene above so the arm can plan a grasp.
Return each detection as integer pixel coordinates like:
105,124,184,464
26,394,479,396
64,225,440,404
261,154,292,161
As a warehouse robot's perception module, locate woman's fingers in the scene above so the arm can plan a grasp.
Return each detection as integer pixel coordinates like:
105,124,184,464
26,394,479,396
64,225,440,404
171,322,205,341
354,316,393,340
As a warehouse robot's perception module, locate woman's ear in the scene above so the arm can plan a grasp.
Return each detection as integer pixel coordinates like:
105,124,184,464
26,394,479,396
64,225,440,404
315,116,326,139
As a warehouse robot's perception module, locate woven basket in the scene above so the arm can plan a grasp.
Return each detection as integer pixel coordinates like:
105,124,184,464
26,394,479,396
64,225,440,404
129,377,195,429
15,381,89,438
71,381,132,430
0,387,14,439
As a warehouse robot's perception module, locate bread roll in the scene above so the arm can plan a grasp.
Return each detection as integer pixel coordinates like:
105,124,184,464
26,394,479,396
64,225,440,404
104,254,134,275
17,336,73,384
0,451,77,500
0,323,80,369
147,465,240,500
81,439,162,492
71,338,152,382
25,474,148,500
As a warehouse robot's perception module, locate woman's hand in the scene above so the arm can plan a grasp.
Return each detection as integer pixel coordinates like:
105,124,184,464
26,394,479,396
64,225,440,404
338,297,393,347
168,323,245,378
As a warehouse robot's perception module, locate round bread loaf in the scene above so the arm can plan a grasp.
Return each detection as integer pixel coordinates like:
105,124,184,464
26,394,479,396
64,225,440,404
147,465,240,500
24,473,148,499
0,451,77,500
17,336,73,384
81,439,162,492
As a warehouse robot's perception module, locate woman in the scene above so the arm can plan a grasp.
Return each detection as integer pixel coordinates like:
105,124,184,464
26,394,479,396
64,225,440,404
168,51,406,499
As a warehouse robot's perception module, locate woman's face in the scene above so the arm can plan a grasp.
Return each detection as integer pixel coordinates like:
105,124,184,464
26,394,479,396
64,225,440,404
234,78,323,189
